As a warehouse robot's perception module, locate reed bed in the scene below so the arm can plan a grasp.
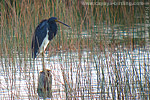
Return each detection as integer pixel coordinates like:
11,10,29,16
0,0,149,99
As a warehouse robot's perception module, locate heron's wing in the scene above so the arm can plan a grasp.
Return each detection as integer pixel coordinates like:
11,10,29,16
31,20,48,58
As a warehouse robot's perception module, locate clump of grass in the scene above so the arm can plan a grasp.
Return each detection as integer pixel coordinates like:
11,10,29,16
0,0,149,99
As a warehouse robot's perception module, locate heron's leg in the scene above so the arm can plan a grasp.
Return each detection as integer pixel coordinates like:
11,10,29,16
42,52,45,71
40,52,46,98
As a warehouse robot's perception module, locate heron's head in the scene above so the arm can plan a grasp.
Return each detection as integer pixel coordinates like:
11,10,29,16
48,17,57,22
48,17,70,28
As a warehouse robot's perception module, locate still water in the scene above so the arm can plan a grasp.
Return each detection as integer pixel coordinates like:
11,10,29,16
0,47,149,99
0,24,149,99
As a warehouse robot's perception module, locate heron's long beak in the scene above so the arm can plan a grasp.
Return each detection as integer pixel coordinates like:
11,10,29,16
55,20,70,28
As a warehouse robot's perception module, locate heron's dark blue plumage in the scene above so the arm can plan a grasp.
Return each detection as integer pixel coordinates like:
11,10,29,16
31,17,70,59
32,18,57,58
47,18,57,40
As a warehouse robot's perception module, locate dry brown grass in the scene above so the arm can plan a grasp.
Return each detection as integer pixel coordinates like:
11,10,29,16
0,0,149,99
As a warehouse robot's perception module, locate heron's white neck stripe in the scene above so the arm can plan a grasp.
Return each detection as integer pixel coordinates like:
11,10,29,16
38,28,49,54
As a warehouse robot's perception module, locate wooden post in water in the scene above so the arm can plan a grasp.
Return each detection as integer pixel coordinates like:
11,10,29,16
37,69,52,98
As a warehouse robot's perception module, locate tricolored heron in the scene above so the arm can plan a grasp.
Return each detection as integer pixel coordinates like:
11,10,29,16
31,17,70,71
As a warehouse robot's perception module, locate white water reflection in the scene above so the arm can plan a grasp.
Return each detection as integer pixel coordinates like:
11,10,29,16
0,47,149,99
